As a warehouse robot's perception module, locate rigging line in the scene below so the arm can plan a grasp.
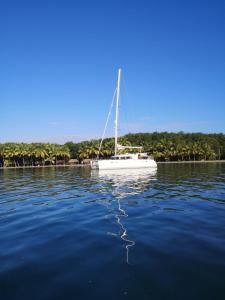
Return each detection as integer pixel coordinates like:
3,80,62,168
98,87,117,157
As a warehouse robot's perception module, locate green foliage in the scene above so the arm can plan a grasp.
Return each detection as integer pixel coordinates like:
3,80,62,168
1,132,225,167
64,132,225,162
0,143,70,167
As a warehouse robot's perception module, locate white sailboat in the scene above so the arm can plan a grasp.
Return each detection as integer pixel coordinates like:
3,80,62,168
91,68,157,170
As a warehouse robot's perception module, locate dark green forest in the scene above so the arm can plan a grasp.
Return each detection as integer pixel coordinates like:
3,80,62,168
65,132,225,161
1,132,225,167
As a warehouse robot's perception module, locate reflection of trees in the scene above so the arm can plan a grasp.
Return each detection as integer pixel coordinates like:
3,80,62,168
91,168,157,264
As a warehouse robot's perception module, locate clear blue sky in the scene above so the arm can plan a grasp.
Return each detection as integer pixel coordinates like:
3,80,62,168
1,0,225,143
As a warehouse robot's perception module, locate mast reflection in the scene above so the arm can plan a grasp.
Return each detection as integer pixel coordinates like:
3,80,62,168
92,168,157,264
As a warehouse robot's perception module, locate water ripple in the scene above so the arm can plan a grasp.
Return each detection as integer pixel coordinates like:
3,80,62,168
0,164,225,299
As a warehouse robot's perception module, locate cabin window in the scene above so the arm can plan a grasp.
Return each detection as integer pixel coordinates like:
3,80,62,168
112,156,131,160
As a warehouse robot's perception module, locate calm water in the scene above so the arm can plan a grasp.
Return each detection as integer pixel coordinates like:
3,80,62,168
0,163,225,300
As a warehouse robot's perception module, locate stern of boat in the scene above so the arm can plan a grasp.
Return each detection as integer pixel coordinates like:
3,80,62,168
91,160,99,169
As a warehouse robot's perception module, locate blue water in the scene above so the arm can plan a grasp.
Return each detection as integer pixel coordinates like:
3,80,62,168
0,163,225,300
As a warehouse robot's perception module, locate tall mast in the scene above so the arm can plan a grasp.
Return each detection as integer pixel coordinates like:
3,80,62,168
115,68,121,155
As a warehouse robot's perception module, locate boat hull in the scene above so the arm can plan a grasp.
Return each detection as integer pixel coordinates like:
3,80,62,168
91,159,157,170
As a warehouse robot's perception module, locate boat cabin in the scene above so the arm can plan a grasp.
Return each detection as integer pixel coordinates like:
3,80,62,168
111,153,150,160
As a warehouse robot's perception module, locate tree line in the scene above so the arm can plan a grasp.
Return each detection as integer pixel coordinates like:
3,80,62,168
1,132,225,167
0,143,70,167
66,132,225,161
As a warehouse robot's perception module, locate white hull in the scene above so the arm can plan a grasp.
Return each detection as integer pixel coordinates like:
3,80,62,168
91,158,157,170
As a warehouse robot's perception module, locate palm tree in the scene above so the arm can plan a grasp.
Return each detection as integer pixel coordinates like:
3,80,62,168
33,145,48,166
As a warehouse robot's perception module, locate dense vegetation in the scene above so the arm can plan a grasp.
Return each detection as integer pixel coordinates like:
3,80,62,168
0,143,70,167
67,132,225,161
1,132,225,167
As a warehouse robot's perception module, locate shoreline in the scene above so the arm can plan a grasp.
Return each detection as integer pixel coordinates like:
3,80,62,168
157,160,225,164
1,160,225,170
0,164,89,170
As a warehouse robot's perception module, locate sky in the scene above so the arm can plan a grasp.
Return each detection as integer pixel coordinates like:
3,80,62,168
1,0,225,143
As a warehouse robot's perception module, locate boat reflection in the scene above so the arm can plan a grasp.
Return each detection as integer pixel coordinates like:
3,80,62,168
91,168,157,264
95,168,157,197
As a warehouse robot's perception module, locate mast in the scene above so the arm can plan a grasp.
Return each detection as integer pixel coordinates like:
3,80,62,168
115,68,121,155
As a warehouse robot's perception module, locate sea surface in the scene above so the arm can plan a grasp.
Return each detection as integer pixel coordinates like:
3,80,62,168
0,163,225,300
